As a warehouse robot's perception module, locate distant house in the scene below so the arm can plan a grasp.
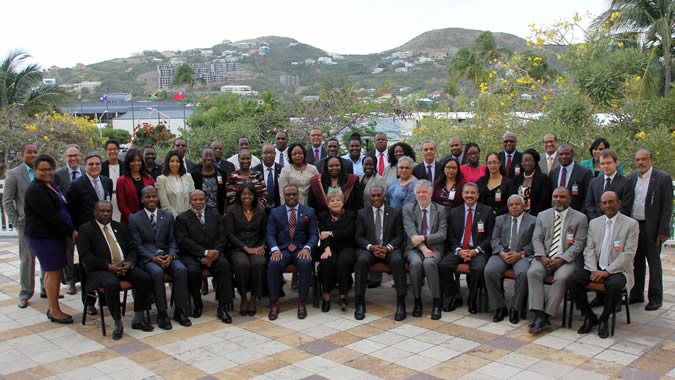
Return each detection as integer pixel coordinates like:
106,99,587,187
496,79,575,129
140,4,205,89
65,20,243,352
305,58,316,65
416,57,433,64
169,57,186,65
317,57,334,64
427,92,441,99
201,49,214,57
395,67,408,73
288,42,299,47
429,52,447,59
151,58,163,62
391,58,407,66
42,78,56,85
302,95,319,101
392,51,413,59
258,46,270,54
280,75,300,86
372,68,384,74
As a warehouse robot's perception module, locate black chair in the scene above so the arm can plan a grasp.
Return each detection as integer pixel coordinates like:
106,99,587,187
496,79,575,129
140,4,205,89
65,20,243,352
79,264,131,337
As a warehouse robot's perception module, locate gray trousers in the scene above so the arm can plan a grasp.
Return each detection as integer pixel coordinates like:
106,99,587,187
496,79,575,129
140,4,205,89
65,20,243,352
62,236,77,285
484,255,530,312
18,226,43,301
405,249,442,299
527,258,576,316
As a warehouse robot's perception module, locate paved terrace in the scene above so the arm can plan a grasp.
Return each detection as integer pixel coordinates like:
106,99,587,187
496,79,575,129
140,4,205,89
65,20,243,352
0,239,673,380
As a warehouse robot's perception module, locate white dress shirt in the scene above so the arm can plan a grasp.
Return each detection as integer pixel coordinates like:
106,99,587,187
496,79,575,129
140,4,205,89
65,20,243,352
631,166,652,221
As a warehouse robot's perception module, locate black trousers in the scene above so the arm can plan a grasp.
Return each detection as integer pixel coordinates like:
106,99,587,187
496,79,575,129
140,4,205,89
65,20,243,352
230,250,267,297
631,221,662,304
319,247,355,295
439,252,488,302
568,268,626,322
86,267,152,320
354,249,407,297
141,259,188,313
182,255,232,306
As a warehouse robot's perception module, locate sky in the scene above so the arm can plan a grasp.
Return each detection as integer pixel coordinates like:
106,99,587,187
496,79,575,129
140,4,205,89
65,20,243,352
2,0,609,69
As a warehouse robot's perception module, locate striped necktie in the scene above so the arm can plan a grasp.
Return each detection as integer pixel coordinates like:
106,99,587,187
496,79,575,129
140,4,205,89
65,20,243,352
548,213,562,258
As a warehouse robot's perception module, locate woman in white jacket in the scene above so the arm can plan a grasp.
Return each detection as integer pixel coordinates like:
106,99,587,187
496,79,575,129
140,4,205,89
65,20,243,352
156,150,195,217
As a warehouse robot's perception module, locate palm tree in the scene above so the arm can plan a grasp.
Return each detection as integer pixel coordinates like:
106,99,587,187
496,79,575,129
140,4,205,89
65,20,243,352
474,31,512,63
447,46,489,94
172,63,206,89
0,50,65,114
596,0,674,95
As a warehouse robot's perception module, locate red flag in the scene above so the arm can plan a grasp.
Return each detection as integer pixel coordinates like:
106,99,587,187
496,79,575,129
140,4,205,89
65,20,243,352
174,91,184,100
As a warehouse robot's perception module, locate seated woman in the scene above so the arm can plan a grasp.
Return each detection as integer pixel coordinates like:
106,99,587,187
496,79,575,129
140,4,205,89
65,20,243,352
116,148,155,225
359,155,382,208
432,157,465,209
476,152,515,216
579,137,624,177
460,143,486,183
317,189,356,312
386,156,417,209
225,149,268,208
156,150,195,217
308,156,362,212
513,148,551,216
225,183,268,316
278,143,319,206
381,142,416,190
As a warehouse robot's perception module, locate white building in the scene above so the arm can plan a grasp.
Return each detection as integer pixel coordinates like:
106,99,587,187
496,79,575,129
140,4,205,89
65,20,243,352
111,108,192,135
220,85,258,96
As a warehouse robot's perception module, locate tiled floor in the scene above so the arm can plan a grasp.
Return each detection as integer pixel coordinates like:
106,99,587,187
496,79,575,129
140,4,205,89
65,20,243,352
0,238,673,380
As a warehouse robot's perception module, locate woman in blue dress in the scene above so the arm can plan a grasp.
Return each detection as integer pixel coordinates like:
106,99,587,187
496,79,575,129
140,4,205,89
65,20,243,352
386,156,417,209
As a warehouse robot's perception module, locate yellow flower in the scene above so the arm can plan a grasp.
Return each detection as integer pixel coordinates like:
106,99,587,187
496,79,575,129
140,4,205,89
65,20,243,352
43,136,50,142
557,55,562,60
617,42,624,47
636,131,646,139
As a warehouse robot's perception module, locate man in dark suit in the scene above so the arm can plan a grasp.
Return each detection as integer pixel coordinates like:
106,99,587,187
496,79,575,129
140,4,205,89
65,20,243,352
366,133,390,176
549,144,593,212
498,132,523,178
142,146,162,180
77,201,154,340
354,185,407,320
306,127,327,165
584,150,634,219
128,186,190,330
439,182,495,314
175,190,233,323
67,153,113,230
314,138,354,174
253,144,282,209
485,194,536,324
174,137,196,172
440,136,467,165
266,184,319,320
628,149,673,310
413,140,442,183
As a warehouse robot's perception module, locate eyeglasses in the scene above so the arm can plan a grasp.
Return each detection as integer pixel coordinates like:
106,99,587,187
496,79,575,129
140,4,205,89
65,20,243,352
66,154,81,158
398,166,412,170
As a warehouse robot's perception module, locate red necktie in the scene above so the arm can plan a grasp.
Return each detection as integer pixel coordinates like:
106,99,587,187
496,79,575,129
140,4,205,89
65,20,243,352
314,148,320,162
288,207,297,252
378,152,385,176
560,167,567,187
462,208,473,249
506,154,512,173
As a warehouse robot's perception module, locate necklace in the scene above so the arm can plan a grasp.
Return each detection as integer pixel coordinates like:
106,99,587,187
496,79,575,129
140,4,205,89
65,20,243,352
523,171,535,179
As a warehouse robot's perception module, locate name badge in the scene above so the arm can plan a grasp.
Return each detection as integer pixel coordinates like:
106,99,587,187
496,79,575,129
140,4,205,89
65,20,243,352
514,166,521,175
613,241,622,251
477,222,485,233
449,189,456,200
566,233,574,244
571,184,579,195
217,175,223,185
495,189,502,202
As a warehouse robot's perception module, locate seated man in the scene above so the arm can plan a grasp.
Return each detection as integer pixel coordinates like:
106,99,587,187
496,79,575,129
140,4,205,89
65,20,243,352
175,190,233,324
129,186,190,330
527,187,588,334
485,195,536,324
568,191,638,338
76,201,153,340
354,185,406,321
439,182,494,314
266,184,319,320
402,180,447,320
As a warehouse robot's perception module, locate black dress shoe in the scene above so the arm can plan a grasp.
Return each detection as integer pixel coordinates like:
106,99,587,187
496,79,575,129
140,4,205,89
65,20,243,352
354,301,366,320
528,317,551,334
321,299,331,313
86,304,97,316
298,303,307,319
269,303,280,320
394,300,407,321
17,299,28,308
157,313,173,330
173,309,192,327
339,298,347,312
577,317,599,334
598,320,610,338
645,302,661,311
431,298,442,320
112,320,124,340
493,307,507,322
509,308,520,324
367,281,381,289
443,295,462,312
412,298,423,318
192,304,203,318
217,305,232,324
66,283,77,295
131,319,154,332
46,310,73,324
468,300,478,314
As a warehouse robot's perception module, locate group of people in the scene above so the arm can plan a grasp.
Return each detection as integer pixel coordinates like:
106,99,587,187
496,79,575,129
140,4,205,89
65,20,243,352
3,128,671,341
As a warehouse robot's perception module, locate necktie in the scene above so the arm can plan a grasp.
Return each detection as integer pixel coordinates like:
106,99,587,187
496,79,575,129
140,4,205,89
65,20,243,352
510,217,518,252
267,168,275,205
278,152,285,168
71,170,77,181
198,213,205,225
150,213,157,231
599,219,613,270
104,225,122,264
94,178,104,200
548,213,562,258
506,154,512,173
375,208,383,245
378,152,385,176
560,167,567,187
421,208,428,235
314,148,320,162
426,165,433,181
462,208,473,249
547,156,553,173
288,207,296,251
604,177,611,192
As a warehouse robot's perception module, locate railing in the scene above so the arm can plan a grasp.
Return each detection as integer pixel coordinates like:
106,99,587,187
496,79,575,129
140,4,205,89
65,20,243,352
0,179,18,236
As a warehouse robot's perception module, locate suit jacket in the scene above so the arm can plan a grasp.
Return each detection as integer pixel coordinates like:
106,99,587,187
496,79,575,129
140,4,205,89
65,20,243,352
318,209,356,252
413,161,442,182
116,174,156,225
491,212,536,256
585,212,638,289
513,170,552,216
175,209,227,259
402,201,447,253
627,168,673,239
440,152,467,165
252,163,282,208
53,165,84,193
584,173,634,219
538,153,560,176
355,206,403,250
225,204,267,249
315,157,354,175
266,204,319,253
156,173,195,217
532,207,588,264
128,208,177,263
498,151,523,178
446,202,495,254
190,164,228,214
77,220,136,272
184,158,197,173
2,164,31,227
101,160,123,178
549,162,593,212
66,174,113,229
146,163,163,180
307,146,327,164
24,181,74,238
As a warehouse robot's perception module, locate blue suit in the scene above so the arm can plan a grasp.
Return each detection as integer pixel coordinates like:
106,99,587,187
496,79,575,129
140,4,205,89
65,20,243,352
266,204,319,302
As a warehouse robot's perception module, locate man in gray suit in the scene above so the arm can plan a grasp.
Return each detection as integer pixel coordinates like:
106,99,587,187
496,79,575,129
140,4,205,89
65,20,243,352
527,187,588,334
53,144,84,295
3,143,43,308
403,180,447,320
568,191,638,338
485,194,536,324
538,134,559,175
